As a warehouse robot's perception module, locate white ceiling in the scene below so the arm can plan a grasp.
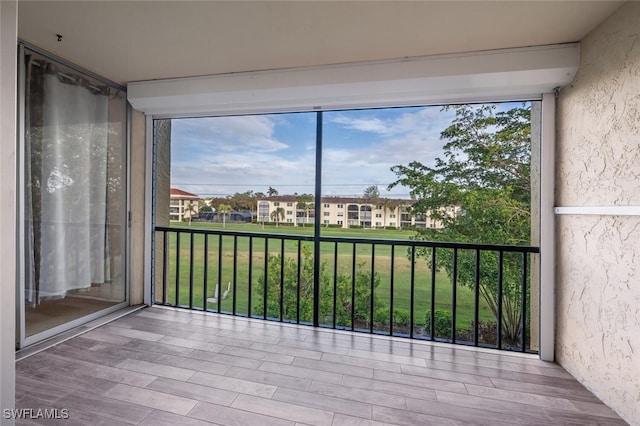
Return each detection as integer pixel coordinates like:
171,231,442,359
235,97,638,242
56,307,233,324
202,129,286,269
18,1,623,85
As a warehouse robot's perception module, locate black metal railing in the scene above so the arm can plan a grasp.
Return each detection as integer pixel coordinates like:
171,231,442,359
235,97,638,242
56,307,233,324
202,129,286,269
154,226,540,353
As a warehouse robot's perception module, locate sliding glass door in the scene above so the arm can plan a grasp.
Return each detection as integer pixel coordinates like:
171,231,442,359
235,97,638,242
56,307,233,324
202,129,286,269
18,46,128,347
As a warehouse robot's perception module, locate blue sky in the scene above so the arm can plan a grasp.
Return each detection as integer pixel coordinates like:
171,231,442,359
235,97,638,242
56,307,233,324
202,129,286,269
169,104,515,199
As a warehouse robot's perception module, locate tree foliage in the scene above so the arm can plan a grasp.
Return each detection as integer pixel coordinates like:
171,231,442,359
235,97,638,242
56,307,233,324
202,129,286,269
389,103,532,346
363,185,380,203
296,193,314,227
217,203,232,228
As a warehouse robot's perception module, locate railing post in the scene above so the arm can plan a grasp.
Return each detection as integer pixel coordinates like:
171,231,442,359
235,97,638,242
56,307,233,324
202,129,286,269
473,249,480,346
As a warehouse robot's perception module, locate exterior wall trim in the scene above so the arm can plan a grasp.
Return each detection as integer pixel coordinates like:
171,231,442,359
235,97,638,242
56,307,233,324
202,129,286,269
554,206,640,216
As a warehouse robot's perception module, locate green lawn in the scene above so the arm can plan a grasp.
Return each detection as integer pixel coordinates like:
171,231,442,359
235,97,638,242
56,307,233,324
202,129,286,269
156,222,497,336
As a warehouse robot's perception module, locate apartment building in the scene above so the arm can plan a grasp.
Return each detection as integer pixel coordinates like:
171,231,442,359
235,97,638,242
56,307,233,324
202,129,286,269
257,195,448,229
169,188,200,222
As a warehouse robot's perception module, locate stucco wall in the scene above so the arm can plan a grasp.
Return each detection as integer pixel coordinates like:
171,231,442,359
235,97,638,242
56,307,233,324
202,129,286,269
556,2,640,424
129,109,146,305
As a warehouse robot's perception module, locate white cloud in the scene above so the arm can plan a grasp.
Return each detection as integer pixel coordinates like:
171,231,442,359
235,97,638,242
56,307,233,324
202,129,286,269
172,115,288,152
170,106,458,199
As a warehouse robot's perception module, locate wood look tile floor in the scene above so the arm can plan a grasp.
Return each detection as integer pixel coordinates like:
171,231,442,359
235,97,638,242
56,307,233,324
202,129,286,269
16,306,627,425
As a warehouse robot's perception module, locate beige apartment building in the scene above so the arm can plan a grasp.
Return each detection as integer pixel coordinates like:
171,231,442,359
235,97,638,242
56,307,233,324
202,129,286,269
169,188,200,222
257,195,450,229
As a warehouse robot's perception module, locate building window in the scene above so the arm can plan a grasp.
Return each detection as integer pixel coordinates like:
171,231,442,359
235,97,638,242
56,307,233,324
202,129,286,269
375,213,382,218
323,212,330,216
375,222,382,226
324,220,330,225
337,220,343,225
287,218,293,223
286,210,293,215
337,204,343,209
389,222,395,226
274,202,280,206
286,202,292,207
390,214,396,218
324,203,330,208
337,212,344,217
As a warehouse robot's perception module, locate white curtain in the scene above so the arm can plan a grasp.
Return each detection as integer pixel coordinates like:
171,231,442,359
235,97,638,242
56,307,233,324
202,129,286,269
25,64,110,302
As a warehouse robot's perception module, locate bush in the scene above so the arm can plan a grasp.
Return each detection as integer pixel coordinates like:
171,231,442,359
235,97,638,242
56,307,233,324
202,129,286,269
254,245,380,328
424,309,452,338
349,225,363,229
373,307,411,326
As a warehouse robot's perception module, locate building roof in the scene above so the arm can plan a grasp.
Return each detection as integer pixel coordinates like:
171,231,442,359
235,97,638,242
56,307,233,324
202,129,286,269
257,195,415,205
170,188,200,199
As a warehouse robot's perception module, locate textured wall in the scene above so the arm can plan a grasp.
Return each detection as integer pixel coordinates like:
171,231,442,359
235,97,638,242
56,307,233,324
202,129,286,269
556,2,640,424
154,120,171,301
129,109,146,305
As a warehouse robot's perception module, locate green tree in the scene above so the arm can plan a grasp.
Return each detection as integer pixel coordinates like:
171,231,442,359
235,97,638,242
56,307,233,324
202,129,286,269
389,103,532,345
229,190,256,212
217,203,232,228
199,198,212,213
296,193,314,227
267,186,279,196
184,202,197,226
363,185,380,203
270,206,285,227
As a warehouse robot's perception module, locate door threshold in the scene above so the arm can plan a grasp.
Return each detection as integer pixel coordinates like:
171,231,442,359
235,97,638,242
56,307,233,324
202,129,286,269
16,305,146,361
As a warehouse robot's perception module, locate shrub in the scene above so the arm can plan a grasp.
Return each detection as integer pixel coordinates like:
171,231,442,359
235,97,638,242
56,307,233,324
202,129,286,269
254,245,380,328
424,309,452,338
373,307,411,326
393,308,410,325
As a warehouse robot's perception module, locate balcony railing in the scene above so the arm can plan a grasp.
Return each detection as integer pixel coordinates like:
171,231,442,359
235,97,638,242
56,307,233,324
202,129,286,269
154,226,540,353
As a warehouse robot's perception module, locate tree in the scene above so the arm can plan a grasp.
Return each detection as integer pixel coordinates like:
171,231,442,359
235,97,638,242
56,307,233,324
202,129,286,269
389,103,532,346
229,190,255,212
267,186,279,196
270,207,285,227
363,185,380,202
217,203,232,228
184,202,197,226
380,198,396,229
296,193,314,227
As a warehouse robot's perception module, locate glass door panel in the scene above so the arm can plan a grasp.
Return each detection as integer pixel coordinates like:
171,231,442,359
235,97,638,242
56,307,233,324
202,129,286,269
21,47,127,341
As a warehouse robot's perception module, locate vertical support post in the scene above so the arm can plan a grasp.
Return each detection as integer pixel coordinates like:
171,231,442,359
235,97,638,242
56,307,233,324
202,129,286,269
175,232,181,306
248,237,253,317
473,249,480,346
389,245,395,336
296,241,301,323
430,247,436,340
497,251,504,349
451,248,458,343
203,234,208,310
233,236,238,315
540,93,556,361
313,111,323,327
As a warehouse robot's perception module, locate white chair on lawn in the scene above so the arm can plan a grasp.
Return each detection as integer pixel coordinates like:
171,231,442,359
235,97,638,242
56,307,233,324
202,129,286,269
207,282,231,303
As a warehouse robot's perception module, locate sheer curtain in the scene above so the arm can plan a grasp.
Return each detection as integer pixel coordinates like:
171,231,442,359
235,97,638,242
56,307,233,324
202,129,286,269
25,58,111,304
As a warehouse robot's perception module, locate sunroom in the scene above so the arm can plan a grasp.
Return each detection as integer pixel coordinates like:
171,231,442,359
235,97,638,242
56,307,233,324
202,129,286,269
1,1,638,425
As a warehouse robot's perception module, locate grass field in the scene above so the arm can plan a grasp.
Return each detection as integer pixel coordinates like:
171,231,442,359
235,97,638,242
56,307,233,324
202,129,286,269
156,222,498,336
